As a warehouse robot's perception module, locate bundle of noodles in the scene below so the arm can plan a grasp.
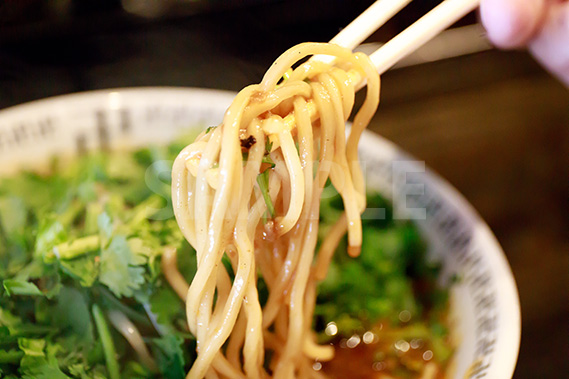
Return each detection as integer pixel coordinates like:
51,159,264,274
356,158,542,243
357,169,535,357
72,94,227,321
171,42,380,378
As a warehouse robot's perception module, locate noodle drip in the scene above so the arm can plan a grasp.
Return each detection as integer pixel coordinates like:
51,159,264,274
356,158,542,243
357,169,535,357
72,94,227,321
171,42,380,378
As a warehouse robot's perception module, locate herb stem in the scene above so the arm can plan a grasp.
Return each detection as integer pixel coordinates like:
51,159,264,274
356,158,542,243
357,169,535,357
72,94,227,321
98,286,152,327
49,235,100,261
58,199,83,227
92,304,121,379
128,195,163,227
256,171,275,218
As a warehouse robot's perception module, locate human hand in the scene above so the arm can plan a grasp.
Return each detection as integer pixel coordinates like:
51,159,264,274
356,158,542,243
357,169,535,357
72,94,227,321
480,0,569,86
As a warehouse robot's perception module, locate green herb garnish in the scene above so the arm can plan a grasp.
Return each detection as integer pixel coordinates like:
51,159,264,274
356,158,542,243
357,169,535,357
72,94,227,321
256,170,275,218
0,144,195,378
0,138,452,378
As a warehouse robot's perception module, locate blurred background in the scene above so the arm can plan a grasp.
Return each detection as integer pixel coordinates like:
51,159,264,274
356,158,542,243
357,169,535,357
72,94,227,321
0,0,567,377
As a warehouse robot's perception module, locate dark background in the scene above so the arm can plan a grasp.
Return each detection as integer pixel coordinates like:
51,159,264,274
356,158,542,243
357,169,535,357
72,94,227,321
1,1,567,377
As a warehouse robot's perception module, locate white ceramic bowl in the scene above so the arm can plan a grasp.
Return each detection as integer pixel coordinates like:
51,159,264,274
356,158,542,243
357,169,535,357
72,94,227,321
0,88,520,378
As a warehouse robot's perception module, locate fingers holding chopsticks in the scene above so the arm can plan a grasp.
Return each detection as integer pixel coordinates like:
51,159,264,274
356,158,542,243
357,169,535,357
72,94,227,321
481,0,569,86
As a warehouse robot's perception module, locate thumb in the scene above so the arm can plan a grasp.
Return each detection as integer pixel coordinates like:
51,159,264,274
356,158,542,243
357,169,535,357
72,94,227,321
480,0,546,49
529,3,569,86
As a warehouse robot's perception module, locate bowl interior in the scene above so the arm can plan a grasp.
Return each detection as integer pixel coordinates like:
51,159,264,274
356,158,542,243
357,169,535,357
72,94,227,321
0,87,521,378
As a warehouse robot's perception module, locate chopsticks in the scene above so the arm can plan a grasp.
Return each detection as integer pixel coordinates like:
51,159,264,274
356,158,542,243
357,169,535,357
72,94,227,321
319,0,481,75
369,0,481,74
276,0,481,137
317,0,413,63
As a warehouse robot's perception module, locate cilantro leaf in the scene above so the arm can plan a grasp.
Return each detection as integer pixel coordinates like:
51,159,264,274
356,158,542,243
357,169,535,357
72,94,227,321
50,287,94,344
59,255,99,287
20,356,70,379
0,308,23,332
3,279,44,297
149,285,183,327
97,212,113,245
99,236,145,298
19,343,70,379
152,334,186,379
17,339,70,378
18,338,46,356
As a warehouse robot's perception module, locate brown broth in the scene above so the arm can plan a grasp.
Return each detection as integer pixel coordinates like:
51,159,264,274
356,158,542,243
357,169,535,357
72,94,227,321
320,328,447,379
